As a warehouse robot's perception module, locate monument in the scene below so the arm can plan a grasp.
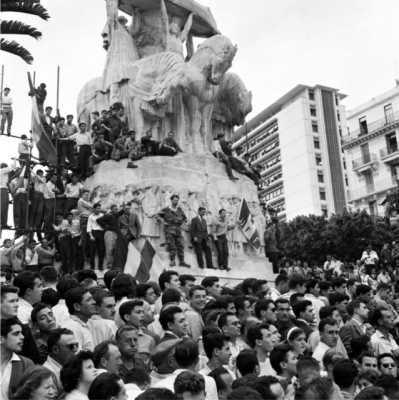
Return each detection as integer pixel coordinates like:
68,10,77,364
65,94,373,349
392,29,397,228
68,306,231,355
77,0,273,282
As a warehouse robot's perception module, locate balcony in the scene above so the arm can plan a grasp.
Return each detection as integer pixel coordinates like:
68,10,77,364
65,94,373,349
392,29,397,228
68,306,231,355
352,153,378,173
380,147,399,165
343,111,399,146
347,177,397,202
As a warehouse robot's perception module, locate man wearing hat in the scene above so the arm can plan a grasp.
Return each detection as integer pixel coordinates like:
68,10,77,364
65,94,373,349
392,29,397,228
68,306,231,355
70,122,93,178
158,194,190,267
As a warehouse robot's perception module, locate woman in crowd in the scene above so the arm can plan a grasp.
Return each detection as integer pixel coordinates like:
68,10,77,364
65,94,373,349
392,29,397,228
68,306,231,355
286,327,307,356
60,351,98,400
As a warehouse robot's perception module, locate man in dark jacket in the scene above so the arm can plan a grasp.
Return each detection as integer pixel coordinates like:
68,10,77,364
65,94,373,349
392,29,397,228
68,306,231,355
190,207,214,269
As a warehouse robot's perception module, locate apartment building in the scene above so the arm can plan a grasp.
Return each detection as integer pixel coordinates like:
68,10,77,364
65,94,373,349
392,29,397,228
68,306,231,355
342,84,399,216
233,84,348,221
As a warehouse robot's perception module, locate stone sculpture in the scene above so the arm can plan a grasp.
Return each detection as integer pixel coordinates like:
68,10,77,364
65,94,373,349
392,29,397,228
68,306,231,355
77,0,274,280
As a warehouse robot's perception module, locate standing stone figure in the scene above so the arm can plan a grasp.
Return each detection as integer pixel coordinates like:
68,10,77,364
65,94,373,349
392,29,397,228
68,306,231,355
158,194,190,267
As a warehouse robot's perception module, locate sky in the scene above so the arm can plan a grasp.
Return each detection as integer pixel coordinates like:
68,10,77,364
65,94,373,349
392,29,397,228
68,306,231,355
1,0,399,161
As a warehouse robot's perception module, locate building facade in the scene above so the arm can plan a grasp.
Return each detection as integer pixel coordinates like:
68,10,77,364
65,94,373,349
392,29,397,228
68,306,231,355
233,84,348,221
342,85,399,217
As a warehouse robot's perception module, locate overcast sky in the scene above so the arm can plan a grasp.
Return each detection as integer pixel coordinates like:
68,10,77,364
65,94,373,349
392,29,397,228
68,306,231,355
1,0,399,160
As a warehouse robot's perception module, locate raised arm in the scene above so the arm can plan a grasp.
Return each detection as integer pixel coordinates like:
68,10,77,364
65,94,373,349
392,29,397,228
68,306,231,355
159,0,169,50
181,13,193,42
105,0,119,24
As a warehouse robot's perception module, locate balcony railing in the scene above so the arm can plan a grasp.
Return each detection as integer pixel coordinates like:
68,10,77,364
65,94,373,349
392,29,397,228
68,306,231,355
344,110,399,144
380,147,399,164
352,153,377,171
348,177,397,202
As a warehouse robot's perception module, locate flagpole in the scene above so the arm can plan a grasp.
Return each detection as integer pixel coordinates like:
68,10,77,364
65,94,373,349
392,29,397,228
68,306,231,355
0,65,4,111
54,66,61,230
56,66,60,114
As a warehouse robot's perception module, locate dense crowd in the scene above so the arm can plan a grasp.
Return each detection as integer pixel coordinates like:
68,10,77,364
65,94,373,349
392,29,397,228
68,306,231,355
2,242,399,400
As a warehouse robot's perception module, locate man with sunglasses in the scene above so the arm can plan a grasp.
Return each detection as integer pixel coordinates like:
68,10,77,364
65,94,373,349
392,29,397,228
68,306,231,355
377,353,398,378
312,317,340,365
43,328,79,387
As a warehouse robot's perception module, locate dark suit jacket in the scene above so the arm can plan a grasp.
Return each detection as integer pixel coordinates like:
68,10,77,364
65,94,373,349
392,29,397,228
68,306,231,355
119,212,141,240
339,318,364,354
9,354,34,397
190,216,209,241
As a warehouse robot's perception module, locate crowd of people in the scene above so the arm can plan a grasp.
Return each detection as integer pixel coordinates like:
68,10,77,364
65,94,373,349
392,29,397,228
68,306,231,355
2,242,399,400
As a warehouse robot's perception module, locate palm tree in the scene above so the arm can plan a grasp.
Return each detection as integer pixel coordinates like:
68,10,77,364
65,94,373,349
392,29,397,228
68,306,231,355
1,0,50,64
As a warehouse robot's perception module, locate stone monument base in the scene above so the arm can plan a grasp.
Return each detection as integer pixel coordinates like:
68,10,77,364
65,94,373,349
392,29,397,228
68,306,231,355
84,154,275,284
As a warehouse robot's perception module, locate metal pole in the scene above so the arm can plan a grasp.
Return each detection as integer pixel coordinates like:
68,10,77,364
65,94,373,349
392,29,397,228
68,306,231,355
0,65,4,112
56,66,60,113
33,71,36,87
22,143,33,268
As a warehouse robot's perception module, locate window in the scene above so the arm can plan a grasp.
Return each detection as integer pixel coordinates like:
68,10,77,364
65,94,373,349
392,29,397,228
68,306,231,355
360,143,371,164
384,103,394,124
335,95,339,106
313,138,320,150
343,160,347,170
312,122,319,133
308,89,315,101
319,189,326,201
364,171,374,193
339,127,342,137
345,175,349,186
310,106,317,117
337,111,341,122
317,172,324,183
315,155,322,166
321,206,328,218
386,132,398,154
359,116,368,135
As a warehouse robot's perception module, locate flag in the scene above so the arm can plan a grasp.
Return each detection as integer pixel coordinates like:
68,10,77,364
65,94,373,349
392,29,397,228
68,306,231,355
31,95,57,165
124,239,165,282
237,198,261,249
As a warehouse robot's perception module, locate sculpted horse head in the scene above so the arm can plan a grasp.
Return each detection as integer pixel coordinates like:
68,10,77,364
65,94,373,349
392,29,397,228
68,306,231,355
191,34,237,85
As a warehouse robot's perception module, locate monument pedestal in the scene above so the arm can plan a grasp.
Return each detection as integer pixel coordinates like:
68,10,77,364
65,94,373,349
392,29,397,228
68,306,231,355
84,154,275,284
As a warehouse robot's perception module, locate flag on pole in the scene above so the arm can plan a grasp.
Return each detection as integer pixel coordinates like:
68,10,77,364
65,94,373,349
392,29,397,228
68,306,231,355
30,95,57,165
124,239,165,282
237,198,261,249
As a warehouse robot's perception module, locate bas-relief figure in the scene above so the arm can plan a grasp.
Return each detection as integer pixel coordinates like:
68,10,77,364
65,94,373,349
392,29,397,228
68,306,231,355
79,0,269,261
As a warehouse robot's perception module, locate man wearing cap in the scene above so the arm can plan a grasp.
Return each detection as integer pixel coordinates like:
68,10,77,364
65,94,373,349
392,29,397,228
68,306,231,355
158,194,190,267
70,122,93,178
1,87,13,135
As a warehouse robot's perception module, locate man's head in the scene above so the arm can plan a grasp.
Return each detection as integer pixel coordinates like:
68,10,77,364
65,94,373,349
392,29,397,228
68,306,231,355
377,283,391,301
296,356,321,387
2,238,12,248
40,266,58,286
378,353,398,377
174,339,199,370
302,377,340,400
201,277,221,299
93,202,102,214
219,209,226,219
292,300,315,324
45,106,52,115
4,87,10,95
189,285,207,312
65,287,96,318
136,283,158,305
90,288,116,320
247,323,276,353
332,278,347,295
236,350,259,377
275,298,291,322
218,312,241,340
274,275,289,295
159,305,189,338
159,271,180,292
116,325,138,359
306,279,320,297
203,333,231,365
375,375,399,400
119,299,145,327
13,271,43,305
332,359,358,391
370,308,395,331
0,285,19,318
288,274,306,294
348,299,369,322
174,370,205,400
31,303,57,333
359,352,378,373
252,376,284,400
179,275,196,297
47,328,78,365
93,340,123,374
254,299,277,324
171,194,179,207
270,344,298,378
0,317,24,353
319,317,339,348
209,367,233,400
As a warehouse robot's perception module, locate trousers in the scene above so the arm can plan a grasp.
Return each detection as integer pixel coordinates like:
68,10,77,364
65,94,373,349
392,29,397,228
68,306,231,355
59,235,72,274
215,234,229,269
165,227,185,262
0,187,9,228
193,238,213,269
104,230,118,268
30,191,44,237
90,230,105,270
43,198,55,233
13,192,27,234
1,109,13,134
78,145,92,178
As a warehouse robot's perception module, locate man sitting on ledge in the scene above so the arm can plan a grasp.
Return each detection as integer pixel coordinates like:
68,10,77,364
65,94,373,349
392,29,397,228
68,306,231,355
158,131,182,156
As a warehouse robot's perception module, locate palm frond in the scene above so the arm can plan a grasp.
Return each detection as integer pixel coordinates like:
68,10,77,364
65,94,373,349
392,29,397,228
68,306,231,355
1,20,42,39
1,0,50,20
0,38,33,64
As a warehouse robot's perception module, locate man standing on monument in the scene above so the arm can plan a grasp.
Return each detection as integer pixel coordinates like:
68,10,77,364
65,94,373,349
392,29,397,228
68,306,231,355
158,194,190,268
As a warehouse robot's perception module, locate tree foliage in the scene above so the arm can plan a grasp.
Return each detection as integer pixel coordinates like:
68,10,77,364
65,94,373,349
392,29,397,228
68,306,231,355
278,211,399,264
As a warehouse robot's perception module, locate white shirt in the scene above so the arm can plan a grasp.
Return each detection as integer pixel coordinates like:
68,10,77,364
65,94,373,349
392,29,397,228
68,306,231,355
153,369,218,400
125,383,143,400
1,353,20,400
53,299,70,326
371,329,399,356
312,341,331,365
259,357,276,376
43,355,62,386
34,174,46,193
361,250,379,265
43,181,57,199
0,166,11,189
87,213,104,233
87,316,117,347
65,182,83,198
62,315,94,351
70,132,93,147
64,389,89,400
17,297,33,324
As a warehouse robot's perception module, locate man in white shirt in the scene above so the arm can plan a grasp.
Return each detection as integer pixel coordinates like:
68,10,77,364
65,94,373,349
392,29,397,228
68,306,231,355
370,308,399,357
0,162,14,229
1,87,13,135
43,328,79,387
43,174,59,232
361,244,379,274
62,286,96,351
185,285,206,342
312,318,340,366
200,333,233,377
65,174,83,213
70,121,93,179
87,202,105,270
13,270,43,324
153,339,218,400
31,169,46,240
